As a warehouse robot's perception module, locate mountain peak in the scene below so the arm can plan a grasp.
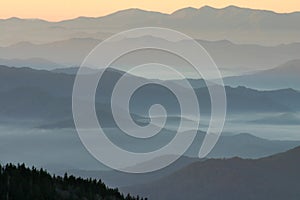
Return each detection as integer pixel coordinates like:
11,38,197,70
224,5,245,10
171,7,199,14
199,5,245,12
5,17,22,21
198,5,281,15
170,7,200,18
9,41,34,48
105,7,166,18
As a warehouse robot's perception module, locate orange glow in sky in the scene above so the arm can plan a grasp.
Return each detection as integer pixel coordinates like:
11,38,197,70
1,0,300,21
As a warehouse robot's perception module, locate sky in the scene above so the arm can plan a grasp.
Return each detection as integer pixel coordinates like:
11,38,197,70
1,0,300,21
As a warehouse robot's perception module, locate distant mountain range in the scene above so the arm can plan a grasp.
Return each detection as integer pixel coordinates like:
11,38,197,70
50,56,300,90
225,59,300,90
123,146,300,200
1,37,300,78
55,132,300,188
51,66,98,75
0,65,299,171
0,38,99,68
250,113,300,125
0,65,299,122
0,57,64,69
1,6,300,199
2,6,300,46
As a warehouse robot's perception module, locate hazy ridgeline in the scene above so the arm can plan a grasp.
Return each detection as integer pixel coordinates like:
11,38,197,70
0,65,299,181
1,5,300,200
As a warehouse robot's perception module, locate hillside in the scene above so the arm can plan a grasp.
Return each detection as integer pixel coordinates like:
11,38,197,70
59,133,300,188
0,163,143,200
124,146,300,200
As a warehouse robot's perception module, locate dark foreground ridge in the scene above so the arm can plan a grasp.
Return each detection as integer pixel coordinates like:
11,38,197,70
123,146,300,200
0,163,145,200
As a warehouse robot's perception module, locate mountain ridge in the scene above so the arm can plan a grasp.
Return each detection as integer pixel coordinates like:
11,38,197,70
2,37,300,76
123,146,300,200
2,5,300,23
2,5,300,45
224,59,300,90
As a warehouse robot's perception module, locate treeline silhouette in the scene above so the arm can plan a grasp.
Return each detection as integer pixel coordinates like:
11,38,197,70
0,163,146,200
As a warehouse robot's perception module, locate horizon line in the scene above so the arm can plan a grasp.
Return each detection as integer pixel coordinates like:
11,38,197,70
1,5,300,23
